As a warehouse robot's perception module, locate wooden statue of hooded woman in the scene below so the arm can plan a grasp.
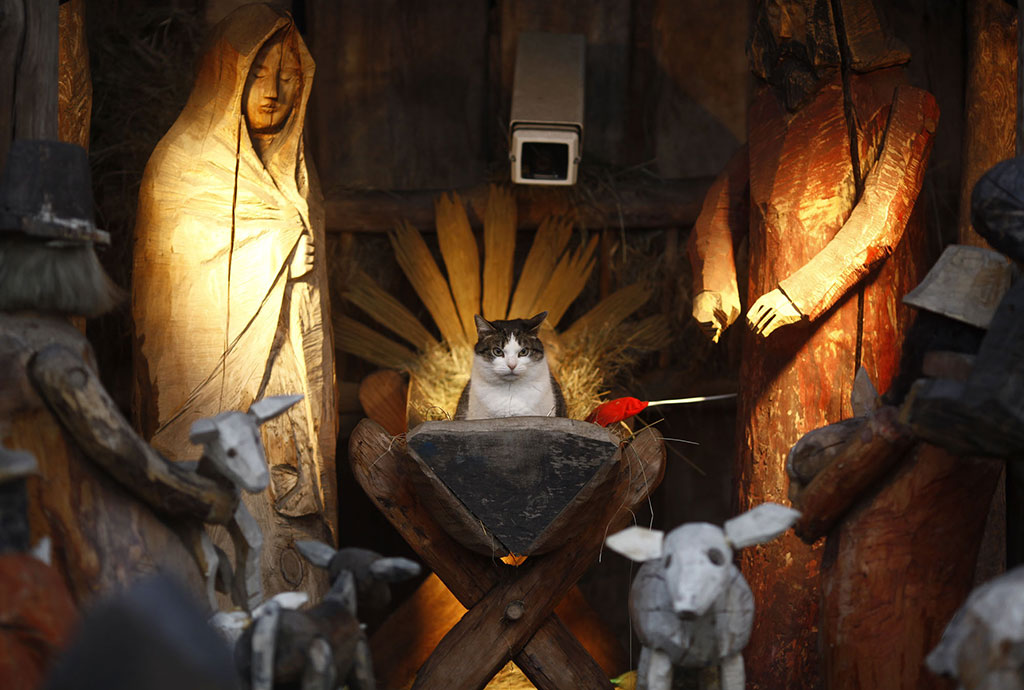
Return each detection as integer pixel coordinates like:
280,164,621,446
687,0,937,687
132,4,337,600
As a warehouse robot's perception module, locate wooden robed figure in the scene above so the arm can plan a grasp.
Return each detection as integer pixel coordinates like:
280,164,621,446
687,0,937,686
133,4,337,600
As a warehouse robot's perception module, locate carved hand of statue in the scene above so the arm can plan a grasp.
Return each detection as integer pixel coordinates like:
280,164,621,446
290,232,315,278
692,290,741,344
746,288,804,338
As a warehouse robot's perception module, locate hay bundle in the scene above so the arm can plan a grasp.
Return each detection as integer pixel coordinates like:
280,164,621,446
340,190,662,422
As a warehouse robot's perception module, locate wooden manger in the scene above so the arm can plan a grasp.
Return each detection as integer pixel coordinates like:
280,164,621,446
405,417,624,557
350,416,665,689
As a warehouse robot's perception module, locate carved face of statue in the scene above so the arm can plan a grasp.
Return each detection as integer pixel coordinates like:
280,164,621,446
748,0,841,111
243,32,302,136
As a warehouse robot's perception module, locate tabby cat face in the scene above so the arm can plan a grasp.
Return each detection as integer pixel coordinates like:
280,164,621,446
472,312,548,381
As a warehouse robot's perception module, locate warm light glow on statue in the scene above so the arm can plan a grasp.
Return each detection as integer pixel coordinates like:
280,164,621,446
132,4,336,601
687,0,938,686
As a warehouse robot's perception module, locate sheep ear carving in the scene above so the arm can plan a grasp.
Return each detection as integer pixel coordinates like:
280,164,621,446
295,540,337,568
724,503,801,549
605,526,665,562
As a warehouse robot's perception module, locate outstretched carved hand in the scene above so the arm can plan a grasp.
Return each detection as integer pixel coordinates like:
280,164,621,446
291,232,315,278
746,288,803,337
692,290,741,344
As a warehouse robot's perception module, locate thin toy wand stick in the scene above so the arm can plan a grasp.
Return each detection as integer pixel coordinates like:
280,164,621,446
646,393,737,407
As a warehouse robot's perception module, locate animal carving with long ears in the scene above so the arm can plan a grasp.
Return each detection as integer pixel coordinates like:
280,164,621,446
184,394,304,611
606,503,801,690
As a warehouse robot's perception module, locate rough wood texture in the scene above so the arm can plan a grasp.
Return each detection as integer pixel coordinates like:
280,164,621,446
791,407,915,543
13,0,58,141
958,0,1017,247
0,0,24,167
901,245,1013,330
820,443,1002,690
1,314,203,602
405,418,621,556
350,418,664,690
324,178,711,234
926,565,1024,689
58,0,91,150
132,5,336,603
690,62,938,688
0,553,77,690
307,0,487,191
0,0,57,168
29,343,238,524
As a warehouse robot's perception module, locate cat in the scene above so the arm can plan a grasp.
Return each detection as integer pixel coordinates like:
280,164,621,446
454,311,567,420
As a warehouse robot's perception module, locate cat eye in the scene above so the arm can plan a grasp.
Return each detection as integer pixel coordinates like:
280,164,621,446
518,348,530,356
707,548,725,566
491,347,503,357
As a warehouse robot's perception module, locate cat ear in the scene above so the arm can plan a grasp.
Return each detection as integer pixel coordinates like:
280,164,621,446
525,311,548,332
474,314,496,335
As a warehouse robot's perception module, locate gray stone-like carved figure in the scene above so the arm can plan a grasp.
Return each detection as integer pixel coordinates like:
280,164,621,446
926,565,1024,690
225,541,421,690
185,394,303,612
606,503,801,690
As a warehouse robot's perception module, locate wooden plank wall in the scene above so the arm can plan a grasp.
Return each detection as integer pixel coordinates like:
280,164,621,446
307,0,490,191
305,0,749,194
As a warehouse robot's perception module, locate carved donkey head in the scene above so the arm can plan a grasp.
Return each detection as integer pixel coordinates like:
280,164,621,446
188,394,303,493
606,503,800,618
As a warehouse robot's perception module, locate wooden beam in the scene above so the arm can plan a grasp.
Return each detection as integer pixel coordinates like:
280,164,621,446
324,177,712,233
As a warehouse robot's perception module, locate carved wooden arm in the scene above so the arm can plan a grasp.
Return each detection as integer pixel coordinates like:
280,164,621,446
28,343,239,524
687,144,750,308
778,86,939,320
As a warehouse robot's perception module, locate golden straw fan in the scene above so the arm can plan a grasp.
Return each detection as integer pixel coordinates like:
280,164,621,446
337,186,669,425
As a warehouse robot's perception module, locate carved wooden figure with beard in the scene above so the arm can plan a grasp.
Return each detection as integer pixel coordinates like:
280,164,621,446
133,4,337,601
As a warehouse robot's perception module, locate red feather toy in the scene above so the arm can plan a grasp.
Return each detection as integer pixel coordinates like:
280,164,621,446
585,394,736,427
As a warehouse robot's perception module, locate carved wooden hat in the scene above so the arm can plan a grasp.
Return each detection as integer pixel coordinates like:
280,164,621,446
972,157,1024,264
0,139,109,245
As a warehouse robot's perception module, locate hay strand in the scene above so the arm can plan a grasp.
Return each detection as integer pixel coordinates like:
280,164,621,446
532,234,598,327
481,184,517,320
334,314,417,370
562,282,652,344
390,219,467,347
342,268,438,352
507,214,573,319
435,192,480,341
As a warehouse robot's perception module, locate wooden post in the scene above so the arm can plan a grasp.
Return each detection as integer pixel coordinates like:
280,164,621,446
0,0,58,167
959,0,1017,247
820,444,1002,690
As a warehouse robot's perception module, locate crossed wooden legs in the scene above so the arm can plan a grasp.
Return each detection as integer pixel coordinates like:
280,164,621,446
349,419,665,690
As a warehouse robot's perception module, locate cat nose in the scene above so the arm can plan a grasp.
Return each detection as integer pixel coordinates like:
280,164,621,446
506,359,517,370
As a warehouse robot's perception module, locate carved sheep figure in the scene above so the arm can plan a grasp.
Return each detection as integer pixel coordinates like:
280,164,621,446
926,565,1024,690
606,503,800,690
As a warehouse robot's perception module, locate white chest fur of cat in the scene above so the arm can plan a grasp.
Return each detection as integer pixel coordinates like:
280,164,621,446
456,312,566,420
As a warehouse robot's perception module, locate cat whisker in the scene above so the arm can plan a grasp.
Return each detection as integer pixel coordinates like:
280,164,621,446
370,432,407,468
659,436,700,446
